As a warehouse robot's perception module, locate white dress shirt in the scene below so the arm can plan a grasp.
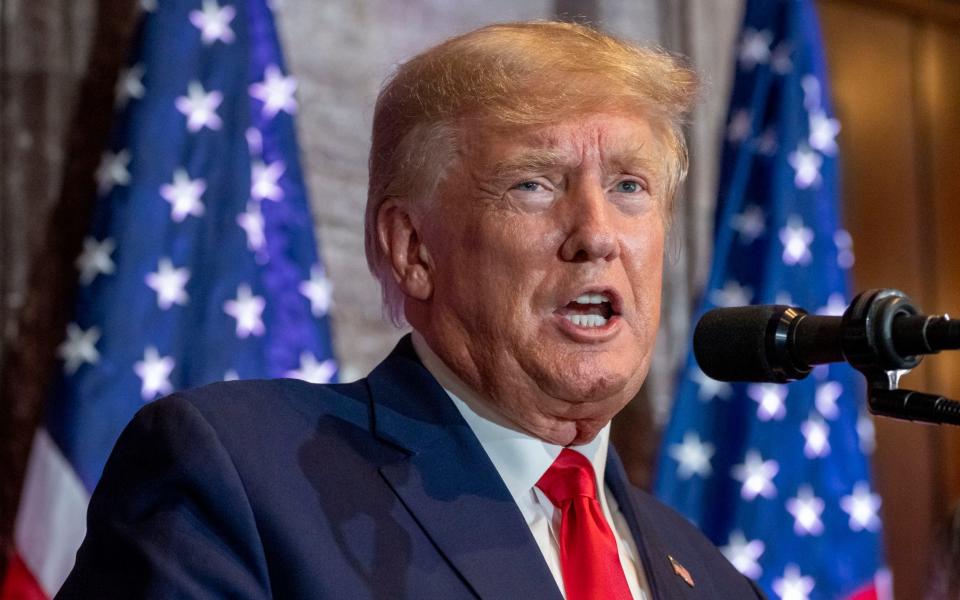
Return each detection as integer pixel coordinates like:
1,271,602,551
412,333,650,600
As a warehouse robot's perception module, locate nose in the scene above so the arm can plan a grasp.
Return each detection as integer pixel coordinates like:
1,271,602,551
559,182,620,263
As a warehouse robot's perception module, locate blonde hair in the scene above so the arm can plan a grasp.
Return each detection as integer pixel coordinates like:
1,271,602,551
365,21,699,325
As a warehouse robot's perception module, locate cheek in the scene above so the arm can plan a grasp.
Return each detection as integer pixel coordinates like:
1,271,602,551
623,221,665,313
624,214,664,263
438,216,539,316
472,214,556,274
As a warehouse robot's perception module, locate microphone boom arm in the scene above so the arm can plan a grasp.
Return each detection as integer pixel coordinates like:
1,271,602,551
840,289,960,425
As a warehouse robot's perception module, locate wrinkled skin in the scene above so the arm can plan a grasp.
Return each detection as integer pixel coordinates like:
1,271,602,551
379,112,668,446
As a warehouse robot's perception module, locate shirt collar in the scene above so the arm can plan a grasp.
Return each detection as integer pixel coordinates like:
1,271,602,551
411,332,611,503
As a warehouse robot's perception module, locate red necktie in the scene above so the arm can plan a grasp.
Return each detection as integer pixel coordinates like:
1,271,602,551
536,448,633,600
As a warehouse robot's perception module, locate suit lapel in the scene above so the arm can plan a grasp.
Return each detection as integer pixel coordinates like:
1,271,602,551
368,337,562,600
605,449,697,600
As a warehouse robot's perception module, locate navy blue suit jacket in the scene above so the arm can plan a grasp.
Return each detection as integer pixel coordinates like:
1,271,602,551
59,336,764,599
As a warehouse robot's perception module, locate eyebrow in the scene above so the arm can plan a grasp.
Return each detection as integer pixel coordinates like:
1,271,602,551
489,143,661,178
603,142,660,173
489,148,572,178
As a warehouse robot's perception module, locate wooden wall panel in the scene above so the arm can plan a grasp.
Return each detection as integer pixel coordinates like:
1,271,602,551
917,23,960,508
820,1,960,596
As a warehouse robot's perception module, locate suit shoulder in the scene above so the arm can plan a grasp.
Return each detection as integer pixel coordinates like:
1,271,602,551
126,378,381,497
141,378,371,439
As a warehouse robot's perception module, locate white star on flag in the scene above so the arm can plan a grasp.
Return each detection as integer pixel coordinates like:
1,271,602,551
224,369,240,381
300,265,333,317
237,201,266,253
771,41,793,74
786,485,825,536
858,412,876,455
115,64,145,107
816,292,847,317
739,28,772,70
224,284,266,338
175,81,224,132
732,205,766,244
76,236,116,285
801,414,831,458
835,229,855,269
189,0,236,45
788,145,823,189
780,216,814,266
840,481,882,532
57,323,101,374
160,169,206,222
809,110,840,155
732,450,779,501
720,531,764,579
251,160,285,202
145,258,190,309
95,149,131,195
249,64,298,118
134,346,175,401
691,366,733,402
286,352,337,384
140,0,157,11
815,381,842,420
747,383,788,421
727,109,752,143
773,564,815,600
710,279,753,308
668,432,715,479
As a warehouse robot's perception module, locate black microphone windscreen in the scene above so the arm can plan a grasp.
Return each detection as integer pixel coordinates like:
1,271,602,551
693,305,784,383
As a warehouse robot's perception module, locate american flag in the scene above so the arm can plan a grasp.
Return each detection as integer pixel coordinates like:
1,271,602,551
654,1,889,598
6,0,336,596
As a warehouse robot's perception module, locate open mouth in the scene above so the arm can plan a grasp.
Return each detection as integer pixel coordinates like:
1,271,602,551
556,291,620,329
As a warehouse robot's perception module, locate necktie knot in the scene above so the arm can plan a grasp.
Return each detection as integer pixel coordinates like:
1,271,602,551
536,448,599,506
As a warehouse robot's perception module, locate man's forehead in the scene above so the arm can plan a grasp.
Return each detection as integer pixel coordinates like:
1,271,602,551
464,113,663,168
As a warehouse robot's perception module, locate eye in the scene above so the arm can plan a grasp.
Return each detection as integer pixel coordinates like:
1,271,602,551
512,180,545,192
614,180,644,193
504,178,556,212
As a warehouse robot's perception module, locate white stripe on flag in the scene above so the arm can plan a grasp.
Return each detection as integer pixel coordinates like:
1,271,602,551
876,568,894,600
14,428,90,597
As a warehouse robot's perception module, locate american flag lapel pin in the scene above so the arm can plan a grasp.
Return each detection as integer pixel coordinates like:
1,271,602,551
668,555,695,588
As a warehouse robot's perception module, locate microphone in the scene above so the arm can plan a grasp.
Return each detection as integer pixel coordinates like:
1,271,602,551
694,303,960,383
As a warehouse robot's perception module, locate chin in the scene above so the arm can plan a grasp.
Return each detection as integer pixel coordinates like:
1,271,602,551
534,415,609,446
570,422,606,445
546,356,636,403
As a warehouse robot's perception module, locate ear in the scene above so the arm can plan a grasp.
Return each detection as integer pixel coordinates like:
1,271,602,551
376,199,433,301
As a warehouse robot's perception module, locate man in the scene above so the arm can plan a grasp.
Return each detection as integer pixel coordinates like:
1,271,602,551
59,22,764,599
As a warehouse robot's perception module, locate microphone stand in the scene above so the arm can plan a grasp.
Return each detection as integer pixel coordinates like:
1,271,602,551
842,289,960,425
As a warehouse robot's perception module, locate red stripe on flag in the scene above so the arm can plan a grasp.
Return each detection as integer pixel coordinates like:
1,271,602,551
845,583,878,600
0,552,48,600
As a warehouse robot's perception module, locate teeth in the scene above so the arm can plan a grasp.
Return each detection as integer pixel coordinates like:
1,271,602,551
574,293,610,305
564,314,608,328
